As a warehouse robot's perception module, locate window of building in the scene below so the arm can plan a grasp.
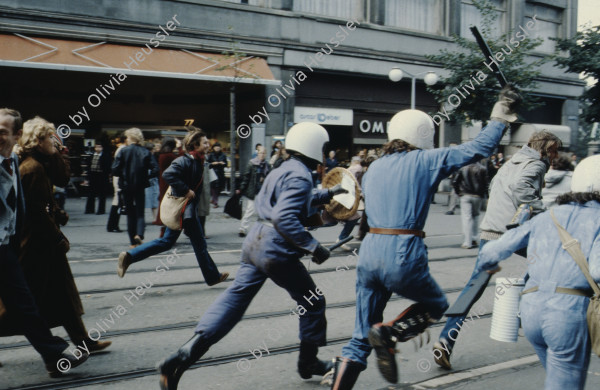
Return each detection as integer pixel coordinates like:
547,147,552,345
460,0,506,38
292,0,364,20
384,0,444,35
525,3,563,53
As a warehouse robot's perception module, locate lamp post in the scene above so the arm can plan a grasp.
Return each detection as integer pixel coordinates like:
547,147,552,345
388,67,439,109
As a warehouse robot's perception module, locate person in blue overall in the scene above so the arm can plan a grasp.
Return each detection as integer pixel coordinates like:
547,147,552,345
328,86,522,389
116,129,228,286
157,122,348,390
475,155,600,390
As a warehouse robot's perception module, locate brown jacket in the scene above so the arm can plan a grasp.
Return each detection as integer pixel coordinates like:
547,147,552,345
0,152,83,334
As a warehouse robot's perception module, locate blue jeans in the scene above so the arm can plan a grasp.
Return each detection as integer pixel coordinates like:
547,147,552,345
439,239,489,349
338,218,360,240
521,291,590,390
128,217,221,285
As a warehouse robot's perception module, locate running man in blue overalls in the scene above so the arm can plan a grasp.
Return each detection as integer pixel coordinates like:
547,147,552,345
157,122,348,390
329,86,522,389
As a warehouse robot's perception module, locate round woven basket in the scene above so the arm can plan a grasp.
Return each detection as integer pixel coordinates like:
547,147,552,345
322,167,361,220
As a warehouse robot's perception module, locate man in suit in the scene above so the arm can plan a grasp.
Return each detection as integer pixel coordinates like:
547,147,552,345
0,108,88,376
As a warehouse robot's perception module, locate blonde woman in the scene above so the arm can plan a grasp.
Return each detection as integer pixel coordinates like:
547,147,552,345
8,117,111,353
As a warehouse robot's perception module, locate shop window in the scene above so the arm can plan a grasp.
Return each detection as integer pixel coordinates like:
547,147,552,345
384,0,444,35
460,0,506,38
292,0,364,20
525,3,562,53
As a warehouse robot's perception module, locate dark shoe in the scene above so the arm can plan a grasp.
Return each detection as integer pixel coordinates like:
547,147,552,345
45,350,89,378
88,340,112,354
107,227,122,232
445,211,454,215
327,357,365,390
472,240,478,247
157,334,208,390
133,235,143,246
207,272,229,286
298,358,334,379
238,231,246,237
368,325,398,383
432,341,452,370
117,252,132,278
212,204,218,208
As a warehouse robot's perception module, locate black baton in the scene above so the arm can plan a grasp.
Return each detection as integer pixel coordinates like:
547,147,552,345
327,235,354,252
470,26,508,87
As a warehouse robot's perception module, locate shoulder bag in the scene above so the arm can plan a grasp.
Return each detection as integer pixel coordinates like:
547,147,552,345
550,209,600,357
160,169,203,231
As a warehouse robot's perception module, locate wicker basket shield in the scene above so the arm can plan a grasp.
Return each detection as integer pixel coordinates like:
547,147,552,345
322,167,361,220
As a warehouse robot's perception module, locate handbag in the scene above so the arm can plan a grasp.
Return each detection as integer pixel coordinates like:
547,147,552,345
224,193,243,220
550,209,600,357
160,171,204,230
159,186,190,230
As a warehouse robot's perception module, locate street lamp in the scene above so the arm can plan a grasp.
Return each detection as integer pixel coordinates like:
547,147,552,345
388,67,438,110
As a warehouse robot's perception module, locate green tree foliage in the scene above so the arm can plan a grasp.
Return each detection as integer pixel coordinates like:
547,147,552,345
554,25,600,124
426,0,547,125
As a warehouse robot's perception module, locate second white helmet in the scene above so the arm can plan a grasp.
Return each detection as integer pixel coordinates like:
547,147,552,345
571,154,600,193
387,109,435,150
285,122,329,164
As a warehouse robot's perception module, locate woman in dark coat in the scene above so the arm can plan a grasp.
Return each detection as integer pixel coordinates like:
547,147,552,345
207,142,227,207
0,117,111,352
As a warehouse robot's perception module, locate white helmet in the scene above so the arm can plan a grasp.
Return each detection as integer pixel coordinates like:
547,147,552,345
285,122,329,164
571,155,600,193
387,109,435,150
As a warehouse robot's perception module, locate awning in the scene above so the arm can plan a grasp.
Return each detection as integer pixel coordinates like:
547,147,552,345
0,33,279,85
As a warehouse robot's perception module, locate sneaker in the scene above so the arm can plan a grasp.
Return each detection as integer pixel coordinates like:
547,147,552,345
367,325,398,383
461,243,476,249
117,252,132,278
336,239,352,251
445,211,454,215
133,235,143,246
432,342,452,369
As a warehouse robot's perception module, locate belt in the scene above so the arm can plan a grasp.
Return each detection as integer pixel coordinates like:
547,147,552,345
521,286,591,297
257,219,274,228
369,228,425,238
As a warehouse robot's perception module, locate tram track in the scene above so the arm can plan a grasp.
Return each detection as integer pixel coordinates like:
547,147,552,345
7,314,493,390
0,284,489,352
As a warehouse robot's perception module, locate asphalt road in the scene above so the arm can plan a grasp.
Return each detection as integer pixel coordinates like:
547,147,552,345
1,195,599,390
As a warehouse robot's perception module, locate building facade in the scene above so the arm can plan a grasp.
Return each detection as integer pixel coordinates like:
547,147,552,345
0,0,583,165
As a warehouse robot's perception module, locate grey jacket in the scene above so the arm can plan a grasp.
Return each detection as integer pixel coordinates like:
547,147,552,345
480,145,547,235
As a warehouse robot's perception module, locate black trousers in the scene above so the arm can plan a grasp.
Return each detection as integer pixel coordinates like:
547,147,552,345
123,190,146,245
0,244,68,362
85,172,107,214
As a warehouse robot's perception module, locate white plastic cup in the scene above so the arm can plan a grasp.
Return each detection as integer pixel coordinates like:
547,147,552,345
490,277,525,343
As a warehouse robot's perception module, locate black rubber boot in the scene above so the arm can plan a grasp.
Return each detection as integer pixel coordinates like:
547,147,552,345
297,341,334,379
157,334,209,390
368,303,433,383
107,205,121,232
329,357,364,390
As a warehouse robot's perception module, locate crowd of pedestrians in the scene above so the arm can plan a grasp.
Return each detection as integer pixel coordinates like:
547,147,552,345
1,94,598,390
